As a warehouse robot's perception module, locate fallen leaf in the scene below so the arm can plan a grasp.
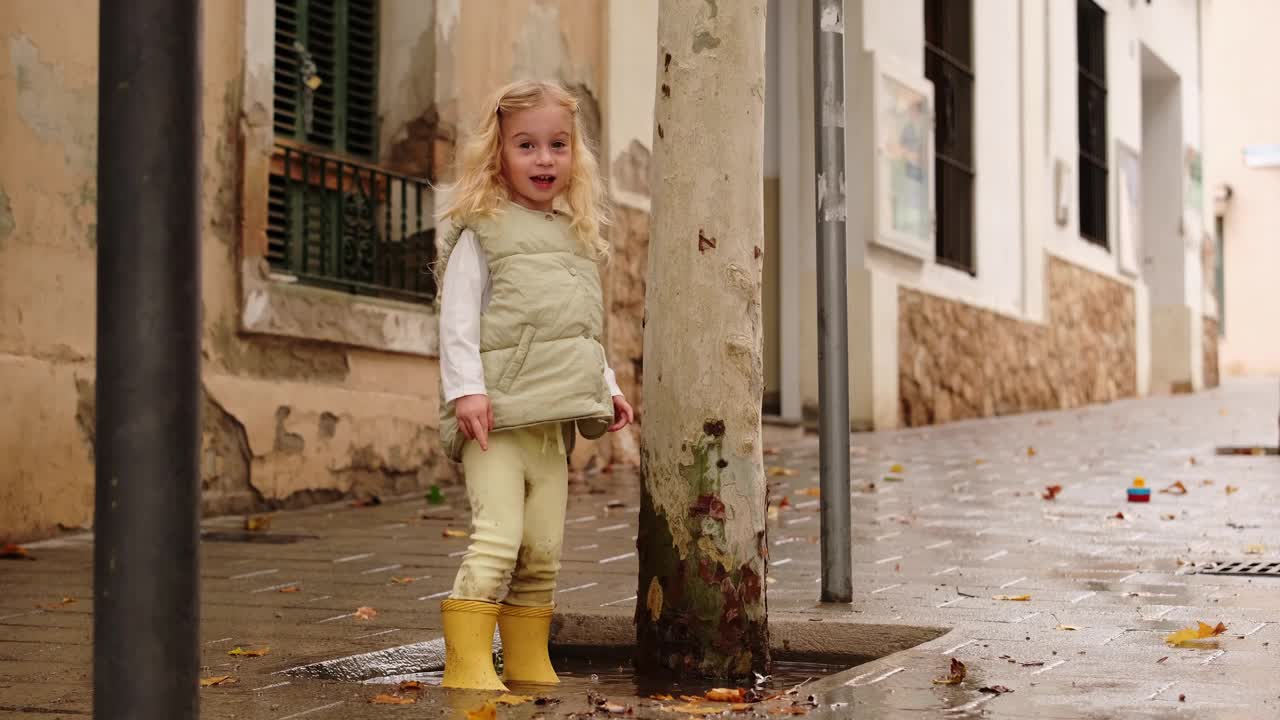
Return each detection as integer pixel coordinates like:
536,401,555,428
1251,447,1266,456
979,685,1013,695
495,694,533,706
0,544,33,560
355,606,377,621
796,487,820,497
706,688,746,703
1027,447,1037,457
389,576,415,585
200,676,237,687
933,657,967,685
278,585,301,593
882,476,904,483
651,694,675,701
443,528,468,538
1161,513,1177,521
647,577,664,621
1042,485,1062,501
466,701,497,720
975,458,987,465
244,515,271,531
1201,479,1216,485
1020,661,1045,667
1165,621,1228,647
1226,485,1240,495
1113,511,1126,520
889,464,904,473
227,646,270,657
670,704,724,716
397,680,423,692
1156,656,1169,664
41,597,76,610
767,467,797,477
370,693,415,705
1246,544,1266,555
1160,481,1188,495
1189,456,1198,466
777,496,791,509
993,594,1032,601
1056,624,1079,631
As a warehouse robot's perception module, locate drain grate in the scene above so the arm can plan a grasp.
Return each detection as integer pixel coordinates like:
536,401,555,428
1198,560,1280,577
201,530,319,544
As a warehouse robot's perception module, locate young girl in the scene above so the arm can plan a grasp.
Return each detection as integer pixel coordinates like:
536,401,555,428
433,80,634,691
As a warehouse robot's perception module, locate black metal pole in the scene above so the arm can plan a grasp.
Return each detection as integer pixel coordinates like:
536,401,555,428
95,1,203,718
813,0,853,604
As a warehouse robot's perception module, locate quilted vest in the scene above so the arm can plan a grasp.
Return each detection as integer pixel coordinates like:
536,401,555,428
437,200,614,462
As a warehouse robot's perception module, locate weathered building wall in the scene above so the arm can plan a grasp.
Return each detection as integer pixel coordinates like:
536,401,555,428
899,257,1137,426
1,0,633,542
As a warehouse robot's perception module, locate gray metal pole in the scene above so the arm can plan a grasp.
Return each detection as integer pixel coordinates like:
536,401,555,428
813,0,852,604
95,1,203,718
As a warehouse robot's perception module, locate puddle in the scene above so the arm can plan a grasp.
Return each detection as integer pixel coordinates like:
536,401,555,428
363,655,859,698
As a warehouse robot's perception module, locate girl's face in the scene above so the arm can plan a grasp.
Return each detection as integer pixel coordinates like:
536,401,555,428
500,102,573,212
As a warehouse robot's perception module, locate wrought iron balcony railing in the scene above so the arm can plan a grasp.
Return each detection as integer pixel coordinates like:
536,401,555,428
266,141,437,304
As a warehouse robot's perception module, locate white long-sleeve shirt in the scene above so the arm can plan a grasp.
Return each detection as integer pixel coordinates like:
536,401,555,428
438,229,623,404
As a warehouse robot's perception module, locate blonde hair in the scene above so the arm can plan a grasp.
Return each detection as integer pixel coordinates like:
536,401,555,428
437,80,611,260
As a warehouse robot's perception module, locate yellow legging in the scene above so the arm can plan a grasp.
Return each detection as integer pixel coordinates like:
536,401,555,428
449,422,568,607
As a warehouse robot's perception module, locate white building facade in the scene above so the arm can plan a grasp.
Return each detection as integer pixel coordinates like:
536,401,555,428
747,0,1217,428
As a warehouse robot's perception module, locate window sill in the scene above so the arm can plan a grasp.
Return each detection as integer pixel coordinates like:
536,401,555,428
238,258,438,358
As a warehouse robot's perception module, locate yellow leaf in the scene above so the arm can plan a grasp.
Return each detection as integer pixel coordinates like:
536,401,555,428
933,657,966,685
494,694,533,706
200,675,237,687
1246,544,1266,555
355,606,377,621
767,467,797,477
796,487,820,497
244,515,271,531
1165,621,1228,647
1225,485,1240,495
646,577,664,622
1027,447,1037,457
669,705,725,716
1160,481,1188,495
227,646,270,657
651,694,675,701
278,586,300,593
1056,624,1079,631
466,702,497,720
389,576,415,585
992,594,1032,601
706,688,745,703
889,464,904,473
371,693,416,705
443,528,468,538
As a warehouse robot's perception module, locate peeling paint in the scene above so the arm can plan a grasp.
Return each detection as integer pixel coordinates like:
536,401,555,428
692,31,722,53
816,171,848,223
8,34,97,172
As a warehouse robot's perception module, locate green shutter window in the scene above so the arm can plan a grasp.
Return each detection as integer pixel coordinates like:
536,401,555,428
266,0,437,305
272,0,378,157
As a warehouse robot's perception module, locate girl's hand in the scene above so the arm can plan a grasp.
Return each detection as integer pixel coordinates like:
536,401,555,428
455,394,493,451
608,395,634,432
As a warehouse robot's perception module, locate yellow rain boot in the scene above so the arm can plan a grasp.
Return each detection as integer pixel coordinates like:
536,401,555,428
497,605,559,684
441,599,508,691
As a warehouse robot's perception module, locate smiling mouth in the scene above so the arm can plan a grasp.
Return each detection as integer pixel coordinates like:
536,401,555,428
531,175,556,188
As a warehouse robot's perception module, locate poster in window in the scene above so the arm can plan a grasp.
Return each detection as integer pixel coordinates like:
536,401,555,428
872,59,934,261
1115,142,1141,277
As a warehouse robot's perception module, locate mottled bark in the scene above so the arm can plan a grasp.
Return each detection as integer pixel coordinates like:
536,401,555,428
635,0,769,681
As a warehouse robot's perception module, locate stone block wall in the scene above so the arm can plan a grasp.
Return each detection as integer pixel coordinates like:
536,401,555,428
899,256,1137,427
1203,316,1220,389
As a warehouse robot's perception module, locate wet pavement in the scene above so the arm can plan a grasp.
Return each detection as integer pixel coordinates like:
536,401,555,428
3,378,1279,718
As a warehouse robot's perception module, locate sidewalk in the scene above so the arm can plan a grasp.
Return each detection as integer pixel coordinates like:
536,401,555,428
2,379,1278,719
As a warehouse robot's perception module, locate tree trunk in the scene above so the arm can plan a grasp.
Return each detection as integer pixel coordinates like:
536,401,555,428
635,0,769,681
